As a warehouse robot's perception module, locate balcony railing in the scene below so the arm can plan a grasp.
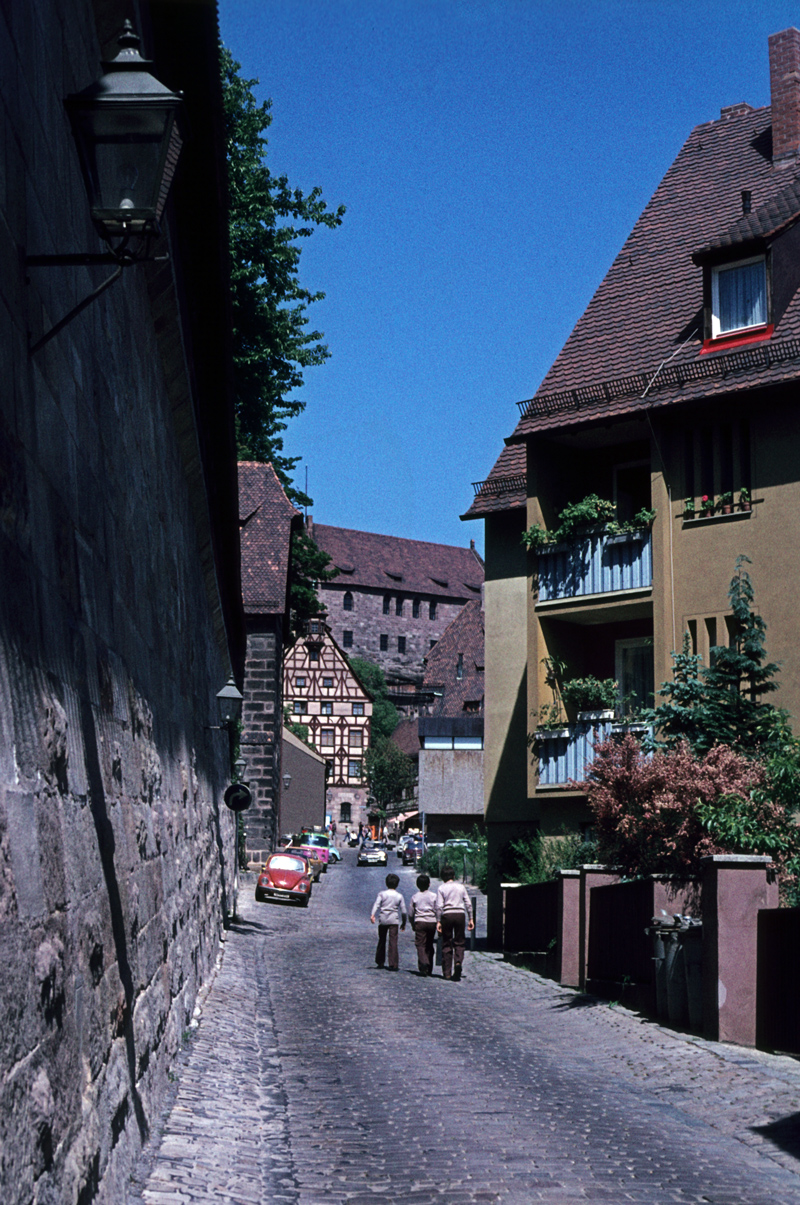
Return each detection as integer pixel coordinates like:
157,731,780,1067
536,720,651,787
537,529,652,602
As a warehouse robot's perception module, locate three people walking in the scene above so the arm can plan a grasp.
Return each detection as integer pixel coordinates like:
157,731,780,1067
369,864,474,979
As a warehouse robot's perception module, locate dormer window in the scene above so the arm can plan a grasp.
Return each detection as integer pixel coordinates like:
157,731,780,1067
711,256,767,337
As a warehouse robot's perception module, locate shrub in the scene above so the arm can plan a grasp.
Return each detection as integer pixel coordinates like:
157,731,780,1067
561,676,619,712
584,733,765,878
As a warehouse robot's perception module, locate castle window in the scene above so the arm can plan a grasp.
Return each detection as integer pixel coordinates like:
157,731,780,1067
343,630,353,648
343,591,353,611
412,598,420,618
456,653,463,679
398,636,406,654
429,600,437,621
383,595,391,615
340,801,351,823
380,634,388,651
395,596,403,617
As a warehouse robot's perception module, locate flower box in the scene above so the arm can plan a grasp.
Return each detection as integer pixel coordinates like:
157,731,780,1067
577,709,616,723
534,728,571,741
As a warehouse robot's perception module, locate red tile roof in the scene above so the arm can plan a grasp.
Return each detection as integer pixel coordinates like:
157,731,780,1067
390,717,421,761
238,462,300,615
309,521,484,599
507,104,800,441
461,442,527,519
422,600,484,717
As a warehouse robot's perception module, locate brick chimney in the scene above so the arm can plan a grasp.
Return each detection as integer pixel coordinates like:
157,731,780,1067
769,27,800,163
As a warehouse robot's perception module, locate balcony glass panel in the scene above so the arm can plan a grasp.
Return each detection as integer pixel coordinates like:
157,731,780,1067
537,530,652,602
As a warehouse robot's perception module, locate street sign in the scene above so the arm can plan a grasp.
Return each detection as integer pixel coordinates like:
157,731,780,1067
223,782,252,812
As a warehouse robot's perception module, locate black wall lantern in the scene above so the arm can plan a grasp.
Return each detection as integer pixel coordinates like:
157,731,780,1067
26,21,184,353
65,20,183,240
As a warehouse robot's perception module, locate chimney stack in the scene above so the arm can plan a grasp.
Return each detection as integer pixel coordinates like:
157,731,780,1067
769,27,800,163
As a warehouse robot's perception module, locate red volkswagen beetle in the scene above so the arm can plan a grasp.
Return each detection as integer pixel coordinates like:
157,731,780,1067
255,853,313,907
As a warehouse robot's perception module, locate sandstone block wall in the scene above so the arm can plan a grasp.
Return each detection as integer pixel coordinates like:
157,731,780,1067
241,626,282,862
0,3,237,1202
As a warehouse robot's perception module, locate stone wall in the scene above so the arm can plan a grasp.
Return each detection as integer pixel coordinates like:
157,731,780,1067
0,3,240,1202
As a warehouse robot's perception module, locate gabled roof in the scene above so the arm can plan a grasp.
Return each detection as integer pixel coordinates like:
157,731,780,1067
461,442,527,519
508,103,800,442
693,175,800,260
422,600,484,717
238,462,300,615
310,522,484,598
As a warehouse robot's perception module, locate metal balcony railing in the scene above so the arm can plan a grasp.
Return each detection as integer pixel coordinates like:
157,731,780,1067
535,720,651,787
537,529,652,602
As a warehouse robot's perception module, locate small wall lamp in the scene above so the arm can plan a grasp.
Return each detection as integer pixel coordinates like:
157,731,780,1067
215,677,243,727
233,755,247,780
282,772,292,790
26,21,184,353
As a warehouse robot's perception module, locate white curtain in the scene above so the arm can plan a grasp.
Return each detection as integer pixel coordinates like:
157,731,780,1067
717,260,766,333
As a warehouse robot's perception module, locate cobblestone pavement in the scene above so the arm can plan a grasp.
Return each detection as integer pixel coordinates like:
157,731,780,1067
135,850,800,1204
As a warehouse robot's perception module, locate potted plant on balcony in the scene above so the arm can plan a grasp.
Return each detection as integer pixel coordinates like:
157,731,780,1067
699,494,715,517
523,495,654,551
738,486,751,512
561,676,619,722
683,498,696,519
718,491,733,515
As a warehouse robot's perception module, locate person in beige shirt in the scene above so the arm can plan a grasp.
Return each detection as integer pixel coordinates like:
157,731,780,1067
435,865,474,981
370,873,407,970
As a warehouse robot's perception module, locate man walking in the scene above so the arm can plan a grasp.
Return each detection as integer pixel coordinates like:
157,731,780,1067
435,865,474,981
370,873,407,970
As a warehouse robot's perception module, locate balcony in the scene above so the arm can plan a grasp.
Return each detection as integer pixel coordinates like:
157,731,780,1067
536,719,650,788
536,529,652,603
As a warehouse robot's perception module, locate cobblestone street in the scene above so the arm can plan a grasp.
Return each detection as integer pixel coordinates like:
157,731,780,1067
134,851,800,1204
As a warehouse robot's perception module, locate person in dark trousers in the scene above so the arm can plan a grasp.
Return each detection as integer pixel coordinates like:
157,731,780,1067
435,865,474,981
370,873,407,970
409,873,438,976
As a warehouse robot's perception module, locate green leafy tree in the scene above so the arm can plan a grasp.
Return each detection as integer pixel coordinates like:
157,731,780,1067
288,529,337,637
365,736,417,820
347,658,399,741
221,48,345,503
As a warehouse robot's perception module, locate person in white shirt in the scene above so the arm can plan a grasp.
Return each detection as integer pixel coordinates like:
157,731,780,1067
370,873,407,970
409,873,438,976
435,865,474,981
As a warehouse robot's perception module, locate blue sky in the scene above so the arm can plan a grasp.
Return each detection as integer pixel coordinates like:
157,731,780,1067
218,0,799,555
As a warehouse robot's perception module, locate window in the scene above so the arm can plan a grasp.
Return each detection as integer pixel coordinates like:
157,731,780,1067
325,759,334,777
684,419,750,506
321,701,333,715
309,649,319,663
343,591,353,611
412,598,420,619
380,634,388,651
295,676,306,688
711,256,767,337
349,729,363,749
322,676,334,689
398,636,406,654
309,620,320,634
348,759,362,779
456,653,463,679
615,639,654,714
395,596,403,617
383,595,391,615
429,600,437,620
319,728,335,747
340,802,351,823
343,630,353,648
353,702,364,716
293,700,306,714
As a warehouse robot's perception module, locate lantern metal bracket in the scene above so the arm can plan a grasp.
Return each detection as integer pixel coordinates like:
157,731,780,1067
26,232,169,354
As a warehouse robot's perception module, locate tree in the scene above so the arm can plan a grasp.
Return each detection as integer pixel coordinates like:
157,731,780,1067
347,658,399,741
221,49,345,504
365,736,416,819
287,529,337,637
649,557,786,757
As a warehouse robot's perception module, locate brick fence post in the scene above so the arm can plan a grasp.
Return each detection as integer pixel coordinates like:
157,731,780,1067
579,865,618,990
557,870,581,987
701,854,778,1045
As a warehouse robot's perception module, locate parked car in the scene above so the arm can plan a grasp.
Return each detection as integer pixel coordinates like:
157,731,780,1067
255,853,312,906
286,844,324,881
358,841,389,867
298,830,331,870
327,845,341,863
396,834,415,858
402,840,426,866
444,838,477,852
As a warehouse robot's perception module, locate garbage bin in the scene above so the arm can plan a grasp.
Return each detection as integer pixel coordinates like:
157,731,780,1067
647,916,702,1030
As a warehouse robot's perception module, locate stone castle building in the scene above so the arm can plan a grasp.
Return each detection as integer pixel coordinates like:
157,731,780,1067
308,519,484,710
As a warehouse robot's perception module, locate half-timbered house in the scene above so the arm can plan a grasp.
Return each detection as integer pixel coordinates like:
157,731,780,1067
284,620,374,831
